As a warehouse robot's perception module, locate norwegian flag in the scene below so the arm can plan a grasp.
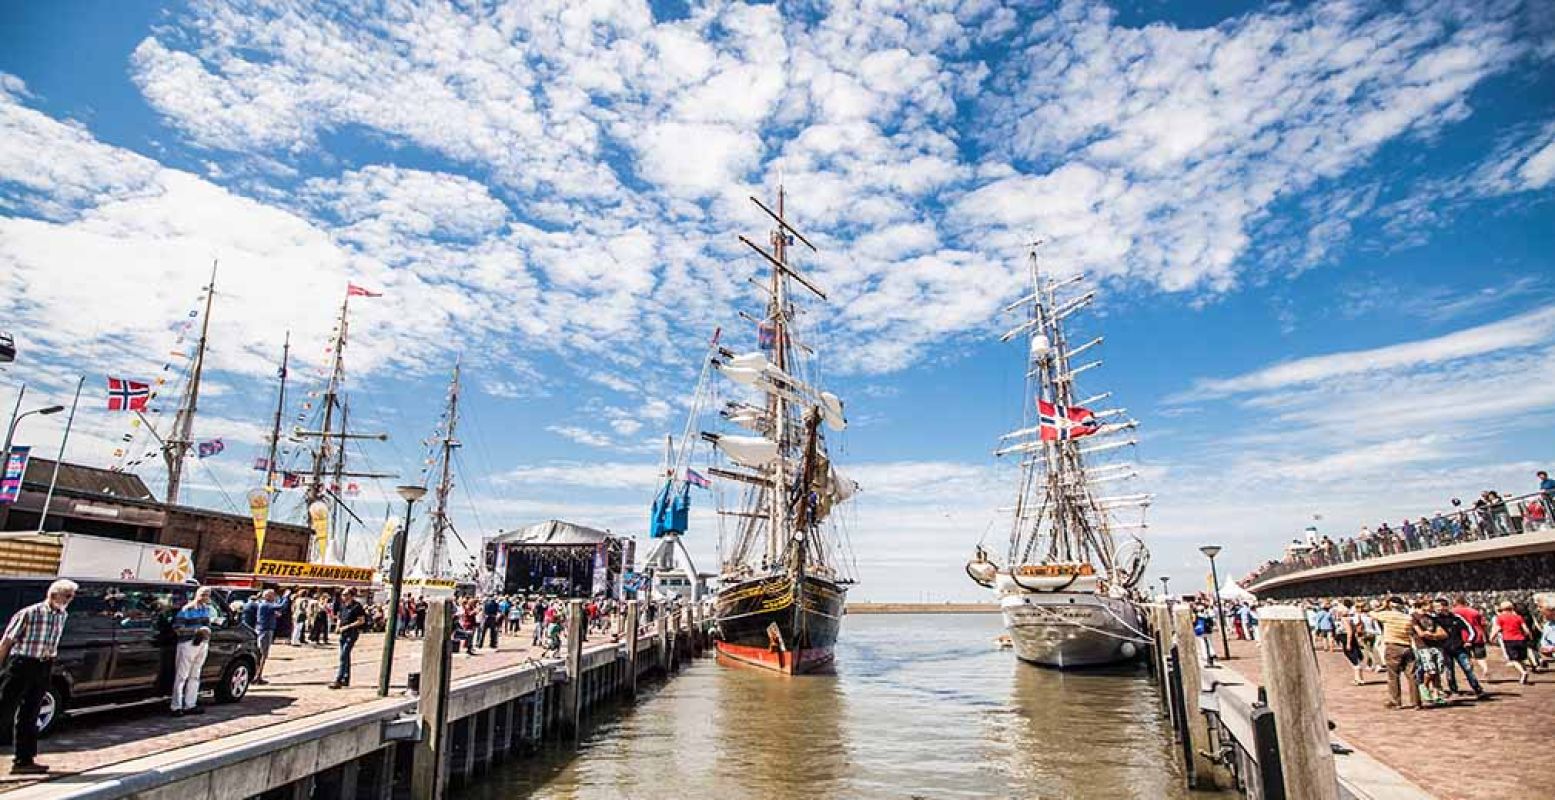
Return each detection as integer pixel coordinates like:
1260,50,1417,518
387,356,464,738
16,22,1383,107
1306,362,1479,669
1038,399,1100,441
684,469,711,489
106,377,151,412
346,283,382,298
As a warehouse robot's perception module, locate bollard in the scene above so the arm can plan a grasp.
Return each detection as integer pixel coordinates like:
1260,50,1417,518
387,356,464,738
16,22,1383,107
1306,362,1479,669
625,600,640,696
411,599,454,800
562,599,585,735
1172,605,1224,790
1259,605,1339,800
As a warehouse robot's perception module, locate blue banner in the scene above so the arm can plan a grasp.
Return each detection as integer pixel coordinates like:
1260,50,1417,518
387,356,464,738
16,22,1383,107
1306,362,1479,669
0,446,30,506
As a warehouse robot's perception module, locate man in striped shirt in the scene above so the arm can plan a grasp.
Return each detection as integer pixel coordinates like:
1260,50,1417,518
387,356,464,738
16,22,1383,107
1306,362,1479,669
0,579,76,774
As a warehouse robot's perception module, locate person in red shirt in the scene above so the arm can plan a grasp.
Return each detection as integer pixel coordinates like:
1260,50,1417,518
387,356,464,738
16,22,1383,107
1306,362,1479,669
1451,595,1492,682
1490,601,1532,685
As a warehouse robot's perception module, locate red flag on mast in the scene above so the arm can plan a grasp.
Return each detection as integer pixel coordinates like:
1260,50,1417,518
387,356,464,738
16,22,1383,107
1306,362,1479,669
346,283,382,297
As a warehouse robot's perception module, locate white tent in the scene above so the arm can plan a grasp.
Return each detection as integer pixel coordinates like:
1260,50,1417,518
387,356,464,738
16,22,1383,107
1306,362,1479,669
1219,582,1257,603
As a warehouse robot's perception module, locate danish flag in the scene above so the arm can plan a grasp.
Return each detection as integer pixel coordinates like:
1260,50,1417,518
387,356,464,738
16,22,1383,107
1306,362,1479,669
1038,399,1100,441
107,377,151,412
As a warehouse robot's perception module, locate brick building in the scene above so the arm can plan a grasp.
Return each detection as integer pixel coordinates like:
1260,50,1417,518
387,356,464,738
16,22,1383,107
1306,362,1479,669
0,458,311,575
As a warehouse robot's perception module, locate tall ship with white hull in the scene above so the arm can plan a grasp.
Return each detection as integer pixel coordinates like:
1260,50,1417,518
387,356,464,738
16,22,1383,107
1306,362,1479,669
693,187,858,675
967,247,1151,669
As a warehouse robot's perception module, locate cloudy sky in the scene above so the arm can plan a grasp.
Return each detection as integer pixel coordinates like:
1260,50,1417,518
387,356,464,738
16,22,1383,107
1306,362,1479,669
1,0,1552,600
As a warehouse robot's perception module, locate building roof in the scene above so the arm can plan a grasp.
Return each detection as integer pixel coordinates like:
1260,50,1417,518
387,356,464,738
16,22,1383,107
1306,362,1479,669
21,458,153,500
490,519,616,546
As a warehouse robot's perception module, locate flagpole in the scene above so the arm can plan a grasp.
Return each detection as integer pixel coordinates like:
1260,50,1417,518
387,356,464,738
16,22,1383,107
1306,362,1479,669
38,376,84,534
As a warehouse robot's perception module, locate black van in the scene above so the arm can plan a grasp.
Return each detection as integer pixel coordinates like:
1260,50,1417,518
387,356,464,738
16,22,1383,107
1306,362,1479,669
0,577,262,735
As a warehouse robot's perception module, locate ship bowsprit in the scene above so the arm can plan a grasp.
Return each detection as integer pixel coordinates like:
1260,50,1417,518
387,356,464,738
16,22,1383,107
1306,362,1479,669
1001,592,1148,669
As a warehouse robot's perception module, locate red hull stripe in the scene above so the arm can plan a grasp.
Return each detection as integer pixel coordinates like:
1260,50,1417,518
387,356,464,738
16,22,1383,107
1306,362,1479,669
715,641,834,674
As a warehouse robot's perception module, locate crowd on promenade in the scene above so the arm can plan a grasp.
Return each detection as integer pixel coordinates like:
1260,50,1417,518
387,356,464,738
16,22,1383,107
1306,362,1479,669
1242,474,1555,586
1186,591,1555,711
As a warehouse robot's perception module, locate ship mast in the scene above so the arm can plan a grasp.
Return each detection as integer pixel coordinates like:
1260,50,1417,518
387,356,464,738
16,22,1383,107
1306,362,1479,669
427,359,462,579
262,332,290,491
163,261,217,505
295,289,391,562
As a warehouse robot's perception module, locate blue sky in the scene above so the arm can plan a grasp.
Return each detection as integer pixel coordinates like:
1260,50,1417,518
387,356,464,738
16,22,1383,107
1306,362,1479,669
1,0,1553,600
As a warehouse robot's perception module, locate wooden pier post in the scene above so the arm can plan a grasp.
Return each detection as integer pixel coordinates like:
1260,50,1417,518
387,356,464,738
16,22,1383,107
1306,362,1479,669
562,599,586,734
656,605,670,672
1172,605,1221,790
625,600,640,696
1259,605,1339,800
412,599,453,800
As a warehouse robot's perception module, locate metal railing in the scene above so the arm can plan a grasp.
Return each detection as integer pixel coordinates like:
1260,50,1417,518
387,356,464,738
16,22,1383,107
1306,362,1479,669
1245,490,1555,586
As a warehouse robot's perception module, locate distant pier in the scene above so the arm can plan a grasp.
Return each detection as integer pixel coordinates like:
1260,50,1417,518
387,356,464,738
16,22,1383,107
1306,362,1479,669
845,602,1000,614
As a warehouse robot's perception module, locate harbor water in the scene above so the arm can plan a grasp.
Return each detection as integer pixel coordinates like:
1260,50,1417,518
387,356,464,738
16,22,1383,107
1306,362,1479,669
466,613,1222,799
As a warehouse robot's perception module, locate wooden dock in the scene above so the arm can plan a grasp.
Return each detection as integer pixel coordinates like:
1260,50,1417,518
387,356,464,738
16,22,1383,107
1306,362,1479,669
0,600,712,799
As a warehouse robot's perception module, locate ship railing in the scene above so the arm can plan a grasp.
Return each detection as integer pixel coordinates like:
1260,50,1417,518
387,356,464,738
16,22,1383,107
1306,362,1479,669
1243,489,1555,586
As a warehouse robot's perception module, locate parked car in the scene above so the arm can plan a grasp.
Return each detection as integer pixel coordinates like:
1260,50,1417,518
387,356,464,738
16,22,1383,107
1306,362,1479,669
0,577,262,735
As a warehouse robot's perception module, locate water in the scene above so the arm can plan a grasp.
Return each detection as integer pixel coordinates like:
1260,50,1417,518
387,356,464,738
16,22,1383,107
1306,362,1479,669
467,613,1216,799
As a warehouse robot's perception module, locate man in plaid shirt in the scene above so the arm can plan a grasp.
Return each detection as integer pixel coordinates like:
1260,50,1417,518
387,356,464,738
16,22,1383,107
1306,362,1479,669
0,580,76,774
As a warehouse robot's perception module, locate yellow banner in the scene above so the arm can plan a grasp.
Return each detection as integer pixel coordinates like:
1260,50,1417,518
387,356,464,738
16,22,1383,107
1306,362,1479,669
308,500,329,558
255,559,377,583
248,489,270,564
376,517,399,564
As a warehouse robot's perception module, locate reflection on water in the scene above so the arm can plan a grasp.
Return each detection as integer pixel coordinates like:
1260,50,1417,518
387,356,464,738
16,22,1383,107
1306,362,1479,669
465,614,1222,800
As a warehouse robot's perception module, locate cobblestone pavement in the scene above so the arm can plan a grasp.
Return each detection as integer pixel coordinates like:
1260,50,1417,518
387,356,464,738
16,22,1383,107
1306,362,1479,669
0,625,622,791
1221,637,1553,800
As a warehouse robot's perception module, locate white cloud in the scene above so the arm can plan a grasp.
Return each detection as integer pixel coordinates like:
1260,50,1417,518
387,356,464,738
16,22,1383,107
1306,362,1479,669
1189,303,1555,397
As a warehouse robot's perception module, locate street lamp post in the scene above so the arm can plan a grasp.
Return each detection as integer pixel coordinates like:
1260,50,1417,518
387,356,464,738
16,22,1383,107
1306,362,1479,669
379,484,426,697
1200,544,1232,661
1159,575,1171,605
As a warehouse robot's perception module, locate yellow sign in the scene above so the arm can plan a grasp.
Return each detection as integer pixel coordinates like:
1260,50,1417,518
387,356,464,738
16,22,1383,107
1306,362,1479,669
376,517,399,564
405,578,459,590
255,559,377,583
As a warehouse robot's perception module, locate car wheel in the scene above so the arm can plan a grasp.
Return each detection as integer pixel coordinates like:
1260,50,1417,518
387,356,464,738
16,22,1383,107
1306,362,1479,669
216,657,254,703
36,683,64,737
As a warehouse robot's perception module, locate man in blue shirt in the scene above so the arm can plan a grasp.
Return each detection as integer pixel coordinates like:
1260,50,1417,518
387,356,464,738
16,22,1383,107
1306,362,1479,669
244,589,290,685
480,595,501,650
172,586,221,716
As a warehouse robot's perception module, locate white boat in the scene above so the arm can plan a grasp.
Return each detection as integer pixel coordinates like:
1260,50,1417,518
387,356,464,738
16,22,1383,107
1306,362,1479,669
966,246,1151,669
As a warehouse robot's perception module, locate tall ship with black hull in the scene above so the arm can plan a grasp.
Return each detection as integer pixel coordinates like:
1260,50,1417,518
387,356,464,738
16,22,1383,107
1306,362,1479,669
966,246,1151,668
698,188,858,675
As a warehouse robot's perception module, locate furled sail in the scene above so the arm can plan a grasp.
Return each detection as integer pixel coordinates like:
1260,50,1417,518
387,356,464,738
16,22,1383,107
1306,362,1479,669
820,391,847,431
715,435,781,468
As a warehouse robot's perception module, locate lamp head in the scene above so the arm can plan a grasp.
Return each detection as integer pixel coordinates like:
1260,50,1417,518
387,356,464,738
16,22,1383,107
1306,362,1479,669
38,405,65,415
396,485,428,503
1199,545,1223,559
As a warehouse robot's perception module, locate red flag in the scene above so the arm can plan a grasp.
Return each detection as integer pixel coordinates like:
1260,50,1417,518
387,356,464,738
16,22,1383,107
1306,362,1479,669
346,283,382,297
107,377,151,412
1037,399,1100,441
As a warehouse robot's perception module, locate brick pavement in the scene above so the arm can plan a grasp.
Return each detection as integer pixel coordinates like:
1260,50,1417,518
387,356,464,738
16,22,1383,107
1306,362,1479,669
0,625,615,792
1220,637,1552,800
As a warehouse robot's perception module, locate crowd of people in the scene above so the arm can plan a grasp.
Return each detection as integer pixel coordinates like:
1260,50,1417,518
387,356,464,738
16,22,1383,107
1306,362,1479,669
1187,591,1555,711
1243,475,1555,586
386,593,636,659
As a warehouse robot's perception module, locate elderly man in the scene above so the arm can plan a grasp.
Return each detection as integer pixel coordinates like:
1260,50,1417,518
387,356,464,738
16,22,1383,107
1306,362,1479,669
172,586,221,717
0,579,77,774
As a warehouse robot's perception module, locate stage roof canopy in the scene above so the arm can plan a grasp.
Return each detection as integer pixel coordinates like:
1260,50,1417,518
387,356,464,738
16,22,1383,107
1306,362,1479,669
490,519,617,547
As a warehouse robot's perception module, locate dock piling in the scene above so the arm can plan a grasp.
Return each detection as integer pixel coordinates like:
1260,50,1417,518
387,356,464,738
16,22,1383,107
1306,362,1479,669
412,599,454,800
626,601,641,695
562,599,585,734
1171,605,1225,790
1260,605,1340,800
